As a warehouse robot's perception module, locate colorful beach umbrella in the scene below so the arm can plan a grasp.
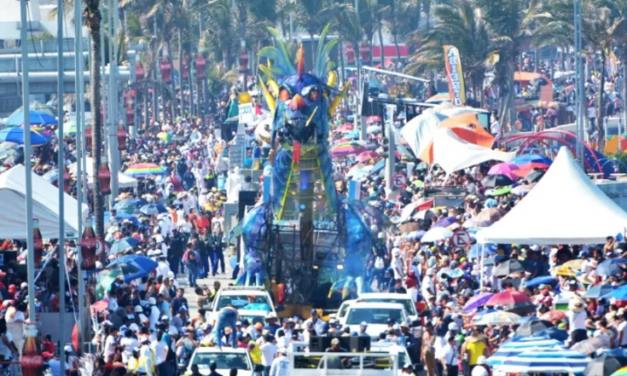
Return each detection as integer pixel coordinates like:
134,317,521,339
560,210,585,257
496,348,590,375
489,162,520,180
0,127,50,145
330,142,366,157
109,237,141,255
463,292,494,313
471,311,520,326
55,121,77,136
596,258,627,277
5,109,57,127
108,255,158,282
487,339,566,366
514,162,550,177
96,269,123,300
124,163,167,177
463,208,504,228
355,151,379,163
156,132,172,142
511,154,553,167
486,290,531,306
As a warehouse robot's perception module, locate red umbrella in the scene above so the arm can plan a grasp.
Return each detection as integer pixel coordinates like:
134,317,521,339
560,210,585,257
514,162,550,177
486,290,531,306
91,299,109,315
540,310,567,322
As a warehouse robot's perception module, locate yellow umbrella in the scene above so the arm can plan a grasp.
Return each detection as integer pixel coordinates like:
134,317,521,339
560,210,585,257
562,259,584,271
552,265,577,277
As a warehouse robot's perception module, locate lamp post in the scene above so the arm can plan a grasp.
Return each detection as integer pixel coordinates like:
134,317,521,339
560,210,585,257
239,40,248,93
19,0,36,341
128,49,136,137
195,45,207,117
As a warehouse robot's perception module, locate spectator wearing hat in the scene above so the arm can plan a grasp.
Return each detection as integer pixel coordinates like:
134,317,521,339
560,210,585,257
264,313,281,336
148,297,160,331
269,346,289,376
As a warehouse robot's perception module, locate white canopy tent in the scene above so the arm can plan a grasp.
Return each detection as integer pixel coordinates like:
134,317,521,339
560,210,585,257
69,157,138,190
0,165,89,238
478,147,627,244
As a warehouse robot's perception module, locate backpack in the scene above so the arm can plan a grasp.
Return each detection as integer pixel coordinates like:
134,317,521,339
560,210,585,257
374,256,385,270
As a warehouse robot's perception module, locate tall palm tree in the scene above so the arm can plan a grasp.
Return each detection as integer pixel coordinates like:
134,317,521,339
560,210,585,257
476,0,539,132
83,0,105,239
295,0,326,60
582,0,627,151
405,0,492,104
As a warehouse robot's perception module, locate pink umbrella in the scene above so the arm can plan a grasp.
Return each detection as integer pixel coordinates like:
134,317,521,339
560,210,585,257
356,151,379,163
488,163,520,180
366,116,382,124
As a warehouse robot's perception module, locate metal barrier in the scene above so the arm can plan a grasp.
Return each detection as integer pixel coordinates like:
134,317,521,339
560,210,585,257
289,351,399,376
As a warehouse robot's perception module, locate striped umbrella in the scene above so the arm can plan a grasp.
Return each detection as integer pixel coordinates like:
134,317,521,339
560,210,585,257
124,163,167,177
495,348,590,375
471,311,520,326
611,366,627,376
487,339,566,366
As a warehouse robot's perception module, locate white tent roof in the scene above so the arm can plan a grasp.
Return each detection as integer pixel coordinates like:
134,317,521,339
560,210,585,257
68,157,138,189
430,128,515,174
0,164,89,239
479,147,627,245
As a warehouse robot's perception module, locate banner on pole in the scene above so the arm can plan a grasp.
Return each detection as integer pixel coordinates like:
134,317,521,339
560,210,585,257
443,45,466,106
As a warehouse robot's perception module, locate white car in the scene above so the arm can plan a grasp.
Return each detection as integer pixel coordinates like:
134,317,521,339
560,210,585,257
336,299,356,322
187,347,262,376
208,286,276,324
342,302,411,339
356,292,419,323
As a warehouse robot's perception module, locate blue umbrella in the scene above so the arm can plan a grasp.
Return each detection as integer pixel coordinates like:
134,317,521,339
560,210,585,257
524,276,557,288
528,327,569,342
5,109,58,127
496,348,590,375
510,154,552,167
596,258,627,276
114,198,148,212
433,216,458,228
584,284,616,299
104,212,140,227
488,338,566,366
468,244,497,260
108,255,158,282
140,204,167,216
602,284,627,300
0,127,50,145
109,237,141,255
370,160,385,175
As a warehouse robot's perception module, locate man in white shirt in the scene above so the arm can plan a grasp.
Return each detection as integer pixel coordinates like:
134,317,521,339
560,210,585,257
104,327,119,362
615,310,627,348
120,328,139,364
441,335,459,376
148,297,161,332
392,248,404,280
303,310,326,336
269,347,289,376
260,335,278,376
156,256,171,279
151,332,168,376
422,269,436,306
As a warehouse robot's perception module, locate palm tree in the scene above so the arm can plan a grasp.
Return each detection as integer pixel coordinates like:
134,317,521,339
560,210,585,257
295,0,326,60
476,0,539,132
582,0,627,151
405,0,492,104
83,0,105,239
203,0,237,69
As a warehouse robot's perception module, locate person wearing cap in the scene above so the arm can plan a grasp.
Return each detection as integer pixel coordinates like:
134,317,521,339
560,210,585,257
441,334,459,376
303,309,325,337
268,346,289,376
264,313,281,335
401,363,417,376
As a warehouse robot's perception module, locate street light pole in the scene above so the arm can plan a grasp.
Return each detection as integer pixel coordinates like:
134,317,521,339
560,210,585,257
20,0,36,332
56,0,66,370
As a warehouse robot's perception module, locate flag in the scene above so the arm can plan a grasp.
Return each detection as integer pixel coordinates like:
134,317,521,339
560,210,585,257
443,45,466,106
